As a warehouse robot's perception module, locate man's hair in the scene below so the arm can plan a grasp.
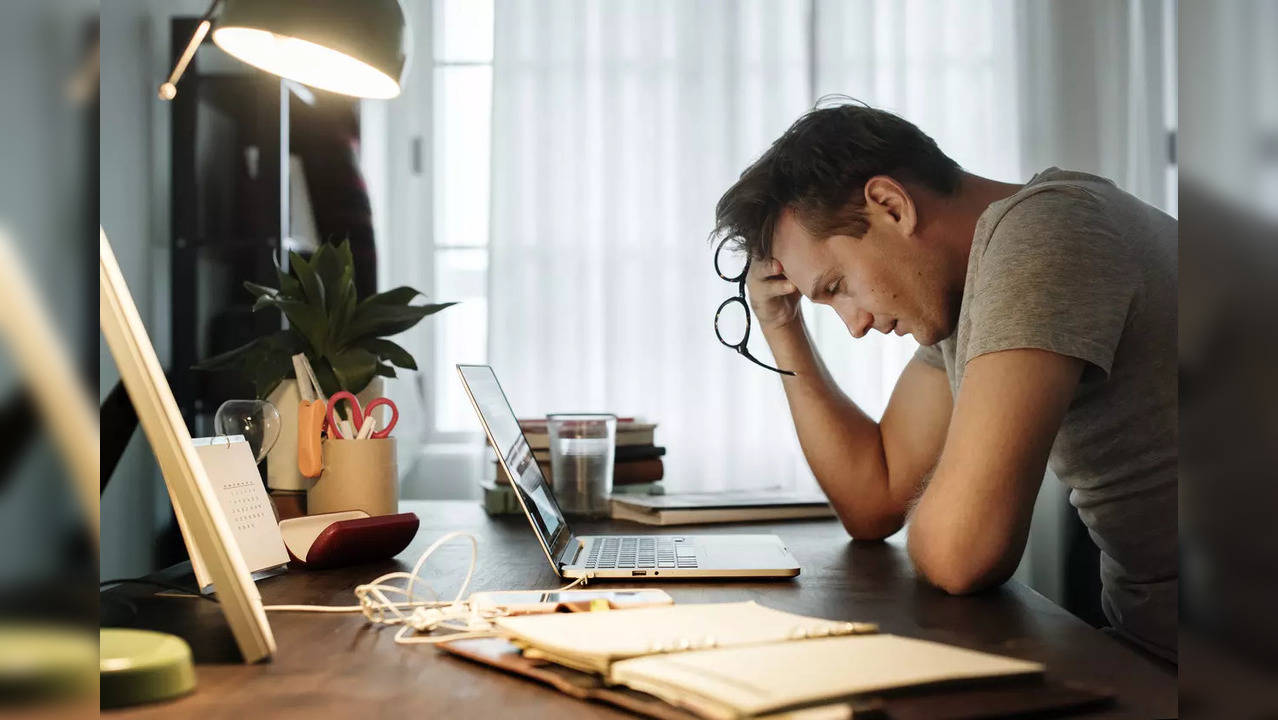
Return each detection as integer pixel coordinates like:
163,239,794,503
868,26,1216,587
712,99,963,259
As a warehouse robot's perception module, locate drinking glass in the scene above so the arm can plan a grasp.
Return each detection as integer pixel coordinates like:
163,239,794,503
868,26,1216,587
546,413,616,518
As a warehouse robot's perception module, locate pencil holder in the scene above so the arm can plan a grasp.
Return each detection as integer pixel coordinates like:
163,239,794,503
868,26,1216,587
307,438,398,516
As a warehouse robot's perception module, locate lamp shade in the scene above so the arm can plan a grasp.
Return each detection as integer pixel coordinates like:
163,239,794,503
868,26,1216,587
211,0,409,99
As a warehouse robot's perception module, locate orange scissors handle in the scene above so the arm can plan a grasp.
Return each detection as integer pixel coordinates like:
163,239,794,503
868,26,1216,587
297,400,327,477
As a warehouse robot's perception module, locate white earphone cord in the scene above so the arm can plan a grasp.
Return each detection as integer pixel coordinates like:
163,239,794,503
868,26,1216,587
262,531,592,645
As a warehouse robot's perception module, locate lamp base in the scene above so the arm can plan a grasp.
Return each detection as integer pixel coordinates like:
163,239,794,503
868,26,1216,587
100,628,197,708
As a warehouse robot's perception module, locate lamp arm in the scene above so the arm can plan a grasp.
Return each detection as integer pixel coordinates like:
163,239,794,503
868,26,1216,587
158,0,224,101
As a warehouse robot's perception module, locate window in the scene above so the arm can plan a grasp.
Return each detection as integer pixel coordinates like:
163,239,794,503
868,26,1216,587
430,0,494,436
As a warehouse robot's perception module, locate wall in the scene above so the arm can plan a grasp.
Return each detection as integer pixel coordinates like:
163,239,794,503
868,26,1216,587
100,0,209,580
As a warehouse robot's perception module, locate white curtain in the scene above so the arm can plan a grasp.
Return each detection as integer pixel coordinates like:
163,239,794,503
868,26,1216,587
804,0,1022,439
1014,0,1173,211
485,0,1171,494
489,0,812,492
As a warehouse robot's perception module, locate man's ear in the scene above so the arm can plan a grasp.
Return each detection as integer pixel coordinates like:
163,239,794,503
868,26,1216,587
863,176,917,236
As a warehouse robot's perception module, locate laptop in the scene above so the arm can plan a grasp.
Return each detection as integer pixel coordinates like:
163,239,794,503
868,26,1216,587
457,364,801,579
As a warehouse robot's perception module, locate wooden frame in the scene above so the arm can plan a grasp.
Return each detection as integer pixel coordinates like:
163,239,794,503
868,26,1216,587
99,227,275,663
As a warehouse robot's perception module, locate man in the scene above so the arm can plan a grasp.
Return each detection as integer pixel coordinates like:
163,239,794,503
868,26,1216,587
713,102,1177,662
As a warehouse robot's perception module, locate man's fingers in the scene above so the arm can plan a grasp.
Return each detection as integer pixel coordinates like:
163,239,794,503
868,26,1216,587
749,258,789,282
751,275,798,296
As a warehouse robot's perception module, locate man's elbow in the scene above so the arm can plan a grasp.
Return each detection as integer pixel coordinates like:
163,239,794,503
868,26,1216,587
918,561,1003,595
836,509,904,542
908,530,1013,595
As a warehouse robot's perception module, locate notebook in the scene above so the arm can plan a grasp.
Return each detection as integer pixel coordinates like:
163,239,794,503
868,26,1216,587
612,634,1044,719
611,490,835,525
492,602,1044,719
495,602,875,676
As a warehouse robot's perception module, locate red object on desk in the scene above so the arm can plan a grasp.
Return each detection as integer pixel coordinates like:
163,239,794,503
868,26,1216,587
279,511,419,569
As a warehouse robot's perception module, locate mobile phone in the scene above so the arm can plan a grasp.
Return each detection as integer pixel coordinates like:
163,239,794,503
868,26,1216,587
469,588,674,614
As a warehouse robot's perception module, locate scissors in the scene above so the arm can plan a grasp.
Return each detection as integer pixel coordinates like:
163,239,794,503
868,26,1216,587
325,391,399,439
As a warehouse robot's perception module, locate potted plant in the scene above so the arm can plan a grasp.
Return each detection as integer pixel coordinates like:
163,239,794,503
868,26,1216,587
196,240,454,489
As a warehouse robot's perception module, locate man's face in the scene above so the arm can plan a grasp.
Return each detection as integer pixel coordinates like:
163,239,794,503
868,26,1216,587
770,206,958,346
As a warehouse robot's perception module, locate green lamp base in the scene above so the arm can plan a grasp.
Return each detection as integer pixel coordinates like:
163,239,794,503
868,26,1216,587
0,624,96,705
100,628,197,708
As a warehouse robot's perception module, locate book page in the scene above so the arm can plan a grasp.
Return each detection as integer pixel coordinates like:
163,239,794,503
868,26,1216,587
494,602,873,672
612,634,1044,718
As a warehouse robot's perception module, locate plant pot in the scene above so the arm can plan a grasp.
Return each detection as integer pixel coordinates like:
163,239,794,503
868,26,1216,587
266,376,384,492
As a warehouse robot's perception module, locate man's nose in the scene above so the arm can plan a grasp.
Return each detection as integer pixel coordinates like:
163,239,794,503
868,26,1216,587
840,308,874,339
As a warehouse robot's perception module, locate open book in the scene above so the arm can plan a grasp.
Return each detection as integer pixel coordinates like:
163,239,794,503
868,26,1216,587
494,602,1043,719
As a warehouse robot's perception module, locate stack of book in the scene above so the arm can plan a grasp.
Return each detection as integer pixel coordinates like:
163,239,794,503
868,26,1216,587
483,417,665,516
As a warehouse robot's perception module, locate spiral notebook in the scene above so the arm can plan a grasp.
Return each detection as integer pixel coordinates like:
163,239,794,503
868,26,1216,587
493,602,1045,719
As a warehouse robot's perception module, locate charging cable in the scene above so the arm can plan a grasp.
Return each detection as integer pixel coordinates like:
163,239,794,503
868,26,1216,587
262,531,593,646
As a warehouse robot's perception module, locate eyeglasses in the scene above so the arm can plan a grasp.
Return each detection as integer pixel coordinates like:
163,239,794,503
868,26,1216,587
713,237,796,376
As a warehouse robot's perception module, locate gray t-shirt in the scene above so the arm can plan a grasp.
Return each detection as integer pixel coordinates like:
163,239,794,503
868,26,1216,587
914,168,1177,661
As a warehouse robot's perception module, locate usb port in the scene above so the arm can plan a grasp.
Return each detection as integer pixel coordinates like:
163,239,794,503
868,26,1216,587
631,570,647,576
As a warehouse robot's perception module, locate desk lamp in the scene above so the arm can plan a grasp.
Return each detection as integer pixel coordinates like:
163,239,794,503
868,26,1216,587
159,0,409,100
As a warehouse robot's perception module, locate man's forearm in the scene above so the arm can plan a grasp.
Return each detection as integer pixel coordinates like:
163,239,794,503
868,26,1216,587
761,318,903,538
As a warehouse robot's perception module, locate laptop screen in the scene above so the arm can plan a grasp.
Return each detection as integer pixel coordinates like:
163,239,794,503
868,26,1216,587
457,365,570,559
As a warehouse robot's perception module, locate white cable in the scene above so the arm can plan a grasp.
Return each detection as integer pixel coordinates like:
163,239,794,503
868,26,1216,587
257,531,597,645
261,531,510,643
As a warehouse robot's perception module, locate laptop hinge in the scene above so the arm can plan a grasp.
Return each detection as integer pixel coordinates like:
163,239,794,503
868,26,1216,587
557,534,582,567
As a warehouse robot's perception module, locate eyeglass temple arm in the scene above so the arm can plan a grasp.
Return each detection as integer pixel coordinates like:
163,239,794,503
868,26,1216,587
737,347,796,376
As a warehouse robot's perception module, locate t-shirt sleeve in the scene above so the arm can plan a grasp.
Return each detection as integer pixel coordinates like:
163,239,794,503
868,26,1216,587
966,187,1137,377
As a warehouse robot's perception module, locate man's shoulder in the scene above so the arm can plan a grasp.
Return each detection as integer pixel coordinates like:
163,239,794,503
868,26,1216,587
956,169,1160,381
979,170,1119,252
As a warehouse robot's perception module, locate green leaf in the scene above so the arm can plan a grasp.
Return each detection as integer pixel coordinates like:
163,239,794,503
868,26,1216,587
274,257,303,300
374,363,397,378
362,286,422,306
336,270,358,342
328,346,380,395
312,240,351,306
248,348,296,399
357,337,417,370
251,293,280,313
243,281,278,300
254,297,329,354
347,301,457,340
327,263,356,345
289,251,326,309
312,357,342,398
192,331,301,399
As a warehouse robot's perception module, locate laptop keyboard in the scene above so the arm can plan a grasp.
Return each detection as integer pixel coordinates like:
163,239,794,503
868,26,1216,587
583,537,698,570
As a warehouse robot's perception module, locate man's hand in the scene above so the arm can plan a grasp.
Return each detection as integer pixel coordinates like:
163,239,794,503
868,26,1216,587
746,258,803,331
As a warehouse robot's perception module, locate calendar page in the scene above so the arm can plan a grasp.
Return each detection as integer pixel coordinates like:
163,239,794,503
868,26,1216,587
186,436,290,592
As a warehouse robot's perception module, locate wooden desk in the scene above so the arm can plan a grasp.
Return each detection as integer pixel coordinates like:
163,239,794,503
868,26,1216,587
104,501,1176,718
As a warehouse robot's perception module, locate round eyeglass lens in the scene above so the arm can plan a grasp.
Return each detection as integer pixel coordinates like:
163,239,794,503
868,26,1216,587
715,241,749,281
715,297,749,347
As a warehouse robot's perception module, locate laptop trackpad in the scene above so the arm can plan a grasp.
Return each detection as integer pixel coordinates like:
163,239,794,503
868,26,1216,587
698,536,795,569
